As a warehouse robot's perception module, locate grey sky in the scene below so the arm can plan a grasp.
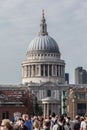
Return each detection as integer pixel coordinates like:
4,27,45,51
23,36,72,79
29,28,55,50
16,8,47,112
0,0,87,84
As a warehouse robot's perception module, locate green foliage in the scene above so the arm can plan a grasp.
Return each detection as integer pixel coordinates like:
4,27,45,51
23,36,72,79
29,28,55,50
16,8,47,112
34,97,43,116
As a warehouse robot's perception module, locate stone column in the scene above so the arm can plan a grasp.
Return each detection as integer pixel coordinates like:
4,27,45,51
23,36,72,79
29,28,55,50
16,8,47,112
57,104,60,114
51,103,53,113
30,65,31,77
48,65,49,77
62,66,64,77
44,65,45,76
61,66,63,77
52,65,53,76
54,103,56,114
39,65,41,76
56,104,58,114
32,65,34,76
22,66,24,78
58,65,60,76
27,65,29,77
55,65,57,76
24,66,27,77
47,103,49,116
60,65,61,76
44,103,46,117
31,65,33,76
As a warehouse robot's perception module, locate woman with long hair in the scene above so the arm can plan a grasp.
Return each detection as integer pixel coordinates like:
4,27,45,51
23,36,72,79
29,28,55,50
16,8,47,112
0,119,14,130
33,120,40,130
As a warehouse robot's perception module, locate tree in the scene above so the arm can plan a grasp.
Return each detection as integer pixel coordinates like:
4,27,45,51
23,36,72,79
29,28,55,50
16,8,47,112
20,89,34,115
34,97,43,116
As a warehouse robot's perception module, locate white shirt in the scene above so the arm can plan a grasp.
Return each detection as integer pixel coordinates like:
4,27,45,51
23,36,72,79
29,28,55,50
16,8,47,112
80,121,86,130
53,124,58,130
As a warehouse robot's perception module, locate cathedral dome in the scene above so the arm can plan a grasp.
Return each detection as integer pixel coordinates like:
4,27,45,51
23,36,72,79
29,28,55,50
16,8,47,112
27,10,60,54
22,10,65,85
27,35,60,53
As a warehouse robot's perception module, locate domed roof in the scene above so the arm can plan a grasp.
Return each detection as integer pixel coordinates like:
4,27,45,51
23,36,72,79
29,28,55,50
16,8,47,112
27,10,60,54
28,35,60,53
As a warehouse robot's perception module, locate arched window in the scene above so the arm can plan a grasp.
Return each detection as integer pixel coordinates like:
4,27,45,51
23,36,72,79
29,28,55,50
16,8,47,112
47,90,51,97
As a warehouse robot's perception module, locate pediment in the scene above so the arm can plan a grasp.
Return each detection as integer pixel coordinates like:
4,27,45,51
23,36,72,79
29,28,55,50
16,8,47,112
39,82,59,89
41,81,57,86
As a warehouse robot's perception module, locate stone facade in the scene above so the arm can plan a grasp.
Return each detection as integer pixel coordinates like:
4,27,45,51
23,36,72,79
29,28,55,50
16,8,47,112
22,10,66,117
66,84,87,119
22,11,65,85
27,80,69,116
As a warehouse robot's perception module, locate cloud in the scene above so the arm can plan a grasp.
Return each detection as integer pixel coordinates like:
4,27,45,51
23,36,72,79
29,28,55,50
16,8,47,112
0,0,87,83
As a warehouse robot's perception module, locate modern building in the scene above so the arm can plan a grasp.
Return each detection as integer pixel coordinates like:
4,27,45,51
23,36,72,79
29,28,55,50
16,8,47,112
75,67,87,84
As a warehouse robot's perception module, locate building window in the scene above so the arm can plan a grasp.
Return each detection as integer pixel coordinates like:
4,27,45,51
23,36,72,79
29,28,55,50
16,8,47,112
47,90,51,97
76,92,85,99
2,111,9,119
77,103,86,116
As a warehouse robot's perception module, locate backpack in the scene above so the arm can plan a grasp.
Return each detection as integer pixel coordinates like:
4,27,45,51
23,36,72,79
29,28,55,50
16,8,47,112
51,119,57,127
73,122,80,130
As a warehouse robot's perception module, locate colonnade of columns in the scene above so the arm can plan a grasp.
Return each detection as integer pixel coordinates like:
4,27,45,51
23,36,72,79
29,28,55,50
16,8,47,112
22,64,65,78
43,102,59,117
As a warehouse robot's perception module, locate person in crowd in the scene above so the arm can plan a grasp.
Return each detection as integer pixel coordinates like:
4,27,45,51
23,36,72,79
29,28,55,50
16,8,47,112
0,119,14,130
80,116,84,122
80,114,87,130
72,115,80,130
14,118,22,130
64,119,71,130
57,115,65,130
37,116,44,129
51,113,57,129
33,120,40,130
19,119,28,130
43,119,50,130
53,118,59,130
22,114,33,130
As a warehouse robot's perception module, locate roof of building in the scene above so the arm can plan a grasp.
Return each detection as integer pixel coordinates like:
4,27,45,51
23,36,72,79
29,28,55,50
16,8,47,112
27,10,60,54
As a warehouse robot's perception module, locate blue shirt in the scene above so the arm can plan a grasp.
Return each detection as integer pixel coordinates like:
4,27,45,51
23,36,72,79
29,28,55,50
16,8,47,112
24,120,33,130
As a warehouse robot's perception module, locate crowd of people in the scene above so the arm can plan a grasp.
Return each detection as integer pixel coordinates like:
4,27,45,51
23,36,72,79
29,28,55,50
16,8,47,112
0,113,87,130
